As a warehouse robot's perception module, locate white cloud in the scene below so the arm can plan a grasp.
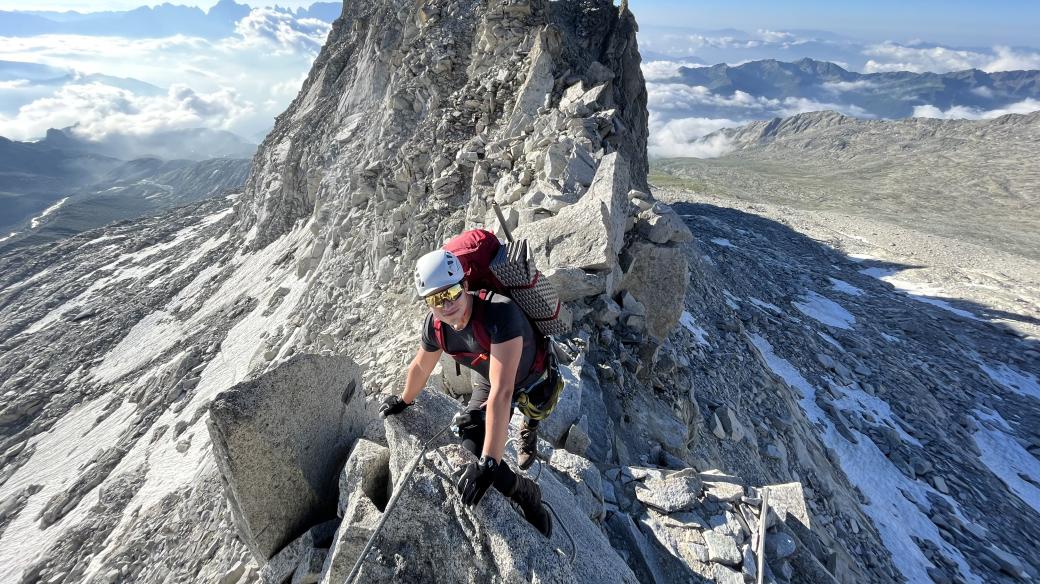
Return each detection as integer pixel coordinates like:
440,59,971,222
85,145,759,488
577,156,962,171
0,82,253,141
821,79,876,93
912,98,1040,120
863,42,984,73
269,72,309,100
863,42,1040,74
638,32,770,58
648,114,745,159
0,7,329,139
640,60,706,81
230,8,331,55
647,82,871,120
777,96,870,118
647,82,773,112
984,46,1040,72
756,29,796,43
0,79,31,89
969,86,995,99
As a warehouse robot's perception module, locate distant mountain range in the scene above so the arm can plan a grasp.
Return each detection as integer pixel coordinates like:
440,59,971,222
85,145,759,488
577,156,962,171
0,157,249,251
36,127,256,162
651,110,1040,259
670,58,1040,119
0,128,253,247
0,60,163,95
0,0,341,38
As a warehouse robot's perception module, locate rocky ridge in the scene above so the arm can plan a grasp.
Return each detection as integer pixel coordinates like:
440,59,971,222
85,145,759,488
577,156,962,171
0,1,1036,584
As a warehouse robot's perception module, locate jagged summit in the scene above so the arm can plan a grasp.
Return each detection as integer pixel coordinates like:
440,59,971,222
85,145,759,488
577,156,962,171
238,0,647,252
3,1,1037,583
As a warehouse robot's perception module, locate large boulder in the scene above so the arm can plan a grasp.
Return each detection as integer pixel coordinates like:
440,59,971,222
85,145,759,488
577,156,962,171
631,467,703,513
207,354,375,561
618,241,689,341
320,485,383,584
515,152,631,299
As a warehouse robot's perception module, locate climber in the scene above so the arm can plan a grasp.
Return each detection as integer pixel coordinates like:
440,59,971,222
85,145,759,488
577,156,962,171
379,249,553,537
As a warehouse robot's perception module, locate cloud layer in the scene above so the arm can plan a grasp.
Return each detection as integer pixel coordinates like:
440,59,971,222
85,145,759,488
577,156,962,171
231,8,330,55
638,29,1040,158
0,82,251,141
0,6,330,141
639,26,1040,75
2,13,1039,160
864,43,1040,74
912,99,1040,120
648,115,743,158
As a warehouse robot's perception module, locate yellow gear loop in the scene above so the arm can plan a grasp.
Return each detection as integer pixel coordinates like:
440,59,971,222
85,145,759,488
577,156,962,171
516,374,565,421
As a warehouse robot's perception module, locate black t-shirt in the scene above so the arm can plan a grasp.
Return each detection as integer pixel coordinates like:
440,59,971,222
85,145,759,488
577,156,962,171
421,292,541,390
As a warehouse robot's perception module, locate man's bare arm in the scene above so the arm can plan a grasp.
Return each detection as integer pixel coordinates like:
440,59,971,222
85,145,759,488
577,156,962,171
484,336,522,461
401,346,442,404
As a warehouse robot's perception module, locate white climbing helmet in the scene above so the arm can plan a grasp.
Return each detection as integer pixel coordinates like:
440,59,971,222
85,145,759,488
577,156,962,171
414,249,464,296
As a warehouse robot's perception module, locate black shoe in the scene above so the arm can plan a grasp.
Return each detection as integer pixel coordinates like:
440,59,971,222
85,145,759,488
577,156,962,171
517,421,538,470
509,475,552,537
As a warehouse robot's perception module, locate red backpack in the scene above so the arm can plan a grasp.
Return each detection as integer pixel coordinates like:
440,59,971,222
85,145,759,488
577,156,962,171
442,229,503,292
434,229,550,378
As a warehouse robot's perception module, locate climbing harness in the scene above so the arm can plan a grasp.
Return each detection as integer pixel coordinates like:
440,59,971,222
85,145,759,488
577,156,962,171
344,418,576,583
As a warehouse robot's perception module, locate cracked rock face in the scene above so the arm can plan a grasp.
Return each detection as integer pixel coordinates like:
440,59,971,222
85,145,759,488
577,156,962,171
2,0,1037,583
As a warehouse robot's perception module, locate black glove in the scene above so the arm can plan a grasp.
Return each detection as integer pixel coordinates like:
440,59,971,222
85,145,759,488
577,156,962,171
379,395,411,418
456,456,499,507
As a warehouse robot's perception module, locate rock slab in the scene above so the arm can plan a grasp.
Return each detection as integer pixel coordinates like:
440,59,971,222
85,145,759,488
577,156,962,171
208,354,373,561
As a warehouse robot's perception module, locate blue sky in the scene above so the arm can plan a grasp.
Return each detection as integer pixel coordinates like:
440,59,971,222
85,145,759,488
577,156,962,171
2,1,1037,47
1,0,1038,150
630,0,1039,47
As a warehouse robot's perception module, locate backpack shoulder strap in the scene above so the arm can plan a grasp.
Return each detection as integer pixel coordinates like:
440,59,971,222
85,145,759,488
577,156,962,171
435,294,492,368
432,317,447,351
471,292,492,356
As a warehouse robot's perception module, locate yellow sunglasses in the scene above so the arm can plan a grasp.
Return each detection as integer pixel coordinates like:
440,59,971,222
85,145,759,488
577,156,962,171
424,283,465,308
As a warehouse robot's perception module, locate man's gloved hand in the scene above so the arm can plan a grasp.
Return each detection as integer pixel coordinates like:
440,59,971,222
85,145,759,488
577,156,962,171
379,395,411,418
456,456,499,506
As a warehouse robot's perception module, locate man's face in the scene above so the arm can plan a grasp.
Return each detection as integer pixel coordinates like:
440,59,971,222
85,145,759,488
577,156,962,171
429,281,470,328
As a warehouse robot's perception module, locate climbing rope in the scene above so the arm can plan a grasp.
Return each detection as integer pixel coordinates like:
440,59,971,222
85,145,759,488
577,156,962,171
343,422,452,584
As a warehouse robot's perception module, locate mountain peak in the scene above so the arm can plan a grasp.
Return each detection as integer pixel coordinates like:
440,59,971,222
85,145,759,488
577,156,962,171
207,0,249,18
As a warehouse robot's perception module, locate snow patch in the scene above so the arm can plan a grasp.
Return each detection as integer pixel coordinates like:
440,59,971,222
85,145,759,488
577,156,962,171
148,232,230,287
859,266,897,278
90,310,188,384
829,277,863,296
748,334,980,584
973,409,1040,515
816,331,844,351
680,311,710,346
792,291,855,329
0,231,17,244
710,237,736,248
879,332,902,343
860,269,980,321
79,234,128,248
905,295,980,320
749,297,782,313
84,227,308,575
722,290,740,310
828,378,921,447
29,197,69,229
199,208,234,226
977,361,1040,401
0,396,137,582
